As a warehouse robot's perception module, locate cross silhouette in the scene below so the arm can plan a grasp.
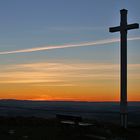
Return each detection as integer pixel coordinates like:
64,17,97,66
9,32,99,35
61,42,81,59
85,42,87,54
109,9,139,128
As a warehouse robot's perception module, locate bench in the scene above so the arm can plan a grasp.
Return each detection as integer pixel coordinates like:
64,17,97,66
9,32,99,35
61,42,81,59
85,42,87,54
56,114,82,126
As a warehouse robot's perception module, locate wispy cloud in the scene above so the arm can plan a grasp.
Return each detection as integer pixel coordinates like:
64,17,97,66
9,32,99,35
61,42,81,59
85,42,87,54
0,62,139,84
0,37,140,55
48,26,106,31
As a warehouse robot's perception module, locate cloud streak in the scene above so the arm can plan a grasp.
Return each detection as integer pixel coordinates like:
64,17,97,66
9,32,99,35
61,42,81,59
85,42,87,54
0,62,139,84
0,37,140,55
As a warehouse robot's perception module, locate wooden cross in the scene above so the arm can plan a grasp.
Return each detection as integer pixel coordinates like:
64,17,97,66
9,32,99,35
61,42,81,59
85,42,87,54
109,9,139,128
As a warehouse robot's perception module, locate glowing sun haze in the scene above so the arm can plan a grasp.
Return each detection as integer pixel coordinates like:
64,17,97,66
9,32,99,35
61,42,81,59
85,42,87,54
0,62,140,101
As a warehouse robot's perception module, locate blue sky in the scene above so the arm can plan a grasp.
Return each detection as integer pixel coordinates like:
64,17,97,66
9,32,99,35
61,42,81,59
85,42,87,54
0,0,139,65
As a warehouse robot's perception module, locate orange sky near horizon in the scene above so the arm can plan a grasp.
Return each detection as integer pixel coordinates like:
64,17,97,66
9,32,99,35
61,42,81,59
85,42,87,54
0,62,139,101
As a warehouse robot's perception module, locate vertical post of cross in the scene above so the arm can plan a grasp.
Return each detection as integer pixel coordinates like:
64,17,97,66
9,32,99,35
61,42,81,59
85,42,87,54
120,9,128,129
109,9,139,128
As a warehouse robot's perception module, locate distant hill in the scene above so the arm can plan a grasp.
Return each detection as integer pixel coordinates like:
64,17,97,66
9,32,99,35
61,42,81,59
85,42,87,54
0,99,140,124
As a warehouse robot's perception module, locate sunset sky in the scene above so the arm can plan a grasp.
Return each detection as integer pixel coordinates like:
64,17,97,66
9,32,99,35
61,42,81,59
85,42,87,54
0,0,140,101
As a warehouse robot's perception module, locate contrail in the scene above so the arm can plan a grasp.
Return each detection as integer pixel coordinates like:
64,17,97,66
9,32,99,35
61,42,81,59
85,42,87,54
0,37,140,55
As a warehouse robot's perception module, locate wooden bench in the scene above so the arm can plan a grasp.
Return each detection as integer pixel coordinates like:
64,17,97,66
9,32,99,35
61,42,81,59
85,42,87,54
56,114,82,126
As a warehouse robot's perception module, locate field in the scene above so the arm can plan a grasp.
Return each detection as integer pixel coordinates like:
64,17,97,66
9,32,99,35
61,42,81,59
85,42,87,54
0,100,140,139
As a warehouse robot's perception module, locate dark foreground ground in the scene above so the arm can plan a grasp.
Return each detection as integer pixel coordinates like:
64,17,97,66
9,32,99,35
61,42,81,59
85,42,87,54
0,117,140,140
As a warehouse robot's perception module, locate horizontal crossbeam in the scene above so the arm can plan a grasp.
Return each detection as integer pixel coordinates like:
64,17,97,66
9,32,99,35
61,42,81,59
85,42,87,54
109,23,139,33
127,23,139,30
109,26,120,32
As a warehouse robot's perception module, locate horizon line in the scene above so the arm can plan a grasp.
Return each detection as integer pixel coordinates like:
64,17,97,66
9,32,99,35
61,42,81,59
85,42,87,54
0,98,140,103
